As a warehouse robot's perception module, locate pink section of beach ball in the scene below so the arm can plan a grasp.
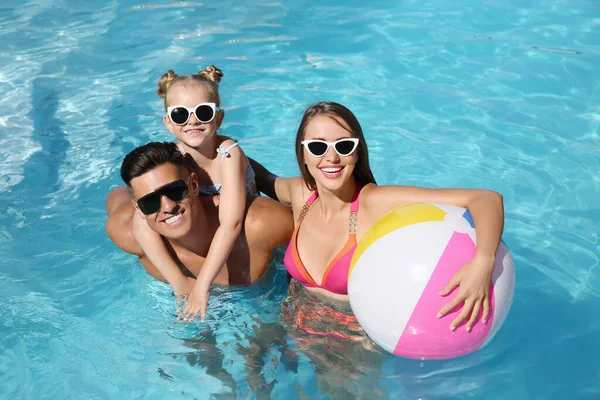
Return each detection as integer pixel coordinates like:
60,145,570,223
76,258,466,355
394,232,496,359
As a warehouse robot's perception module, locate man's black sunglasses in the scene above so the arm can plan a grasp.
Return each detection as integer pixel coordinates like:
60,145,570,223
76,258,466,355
136,178,190,215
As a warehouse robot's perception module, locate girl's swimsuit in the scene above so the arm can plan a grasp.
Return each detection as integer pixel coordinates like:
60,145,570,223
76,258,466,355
284,186,361,295
194,141,257,196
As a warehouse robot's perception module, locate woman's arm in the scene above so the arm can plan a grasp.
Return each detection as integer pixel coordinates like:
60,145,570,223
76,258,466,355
365,185,504,258
248,157,278,200
180,140,246,322
248,158,301,208
364,185,504,331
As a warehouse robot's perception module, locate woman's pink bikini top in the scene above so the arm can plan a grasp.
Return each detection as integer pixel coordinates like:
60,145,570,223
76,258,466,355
284,187,361,295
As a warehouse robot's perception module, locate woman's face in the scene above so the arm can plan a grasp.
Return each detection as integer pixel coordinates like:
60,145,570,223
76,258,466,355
162,81,223,149
302,115,359,192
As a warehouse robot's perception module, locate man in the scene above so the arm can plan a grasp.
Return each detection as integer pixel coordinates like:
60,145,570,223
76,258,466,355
105,141,293,293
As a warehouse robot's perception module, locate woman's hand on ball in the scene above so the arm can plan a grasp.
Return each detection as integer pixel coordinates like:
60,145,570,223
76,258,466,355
437,254,494,331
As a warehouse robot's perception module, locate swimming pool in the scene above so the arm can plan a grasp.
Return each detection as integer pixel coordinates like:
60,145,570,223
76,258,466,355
1,0,599,398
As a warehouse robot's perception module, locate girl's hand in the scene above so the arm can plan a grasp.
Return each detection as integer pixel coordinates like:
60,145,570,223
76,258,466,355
437,255,494,331
174,277,196,313
178,282,210,323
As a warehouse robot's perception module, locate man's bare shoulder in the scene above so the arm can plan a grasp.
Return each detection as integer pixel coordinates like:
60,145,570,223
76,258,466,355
245,195,294,248
247,195,290,221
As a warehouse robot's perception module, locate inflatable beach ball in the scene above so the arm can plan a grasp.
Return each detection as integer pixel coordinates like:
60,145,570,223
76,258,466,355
348,202,515,360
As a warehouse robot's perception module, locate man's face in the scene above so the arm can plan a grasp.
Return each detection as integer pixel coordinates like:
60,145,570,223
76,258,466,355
130,163,198,240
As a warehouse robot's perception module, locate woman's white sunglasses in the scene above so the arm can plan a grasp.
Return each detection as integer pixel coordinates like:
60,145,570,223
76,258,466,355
301,138,359,158
166,102,220,125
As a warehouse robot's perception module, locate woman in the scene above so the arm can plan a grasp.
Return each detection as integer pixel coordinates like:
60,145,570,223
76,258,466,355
252,101,504,332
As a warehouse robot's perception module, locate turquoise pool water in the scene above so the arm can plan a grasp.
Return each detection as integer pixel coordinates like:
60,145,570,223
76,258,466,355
1,0,599,398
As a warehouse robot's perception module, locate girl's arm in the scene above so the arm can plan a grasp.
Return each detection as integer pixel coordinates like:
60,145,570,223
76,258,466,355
180,140,246,322
132,211,193,295
364,185,504,331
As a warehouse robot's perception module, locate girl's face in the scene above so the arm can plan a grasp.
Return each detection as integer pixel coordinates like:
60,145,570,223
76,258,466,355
302,115,359,193
162,81,224,149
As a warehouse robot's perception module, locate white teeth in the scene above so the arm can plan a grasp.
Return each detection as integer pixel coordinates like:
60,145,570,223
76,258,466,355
165,213,182,225
322,167,342,173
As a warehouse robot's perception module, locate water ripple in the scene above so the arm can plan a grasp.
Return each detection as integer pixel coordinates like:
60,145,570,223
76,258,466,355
2,0,600,398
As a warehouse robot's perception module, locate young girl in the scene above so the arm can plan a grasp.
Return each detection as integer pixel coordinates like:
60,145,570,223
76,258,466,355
133,66,257,322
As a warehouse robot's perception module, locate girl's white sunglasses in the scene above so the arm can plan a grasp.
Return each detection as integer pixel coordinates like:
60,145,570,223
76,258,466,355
301,138,359,158
166,102,220,125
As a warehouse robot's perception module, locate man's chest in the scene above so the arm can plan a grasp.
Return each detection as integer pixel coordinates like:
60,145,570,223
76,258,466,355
174,249,231,285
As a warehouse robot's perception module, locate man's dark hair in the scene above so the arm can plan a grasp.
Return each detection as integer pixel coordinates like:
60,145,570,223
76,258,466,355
120,141,185,186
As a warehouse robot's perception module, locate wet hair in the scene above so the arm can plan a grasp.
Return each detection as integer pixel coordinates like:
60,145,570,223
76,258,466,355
120,141,185,186
157,65,223,109
295,102,377,191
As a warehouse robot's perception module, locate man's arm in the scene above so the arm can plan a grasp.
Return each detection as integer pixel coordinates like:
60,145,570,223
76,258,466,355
106,187,144,256
244,196,294,281
138,256,167,282
247,196,294,250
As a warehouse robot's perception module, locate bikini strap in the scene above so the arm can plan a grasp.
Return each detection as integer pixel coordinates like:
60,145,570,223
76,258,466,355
297,189,360,232
350,186,361,212
216,140,240,164
296,191,318,224
306,191,319,205
348,186,361,234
